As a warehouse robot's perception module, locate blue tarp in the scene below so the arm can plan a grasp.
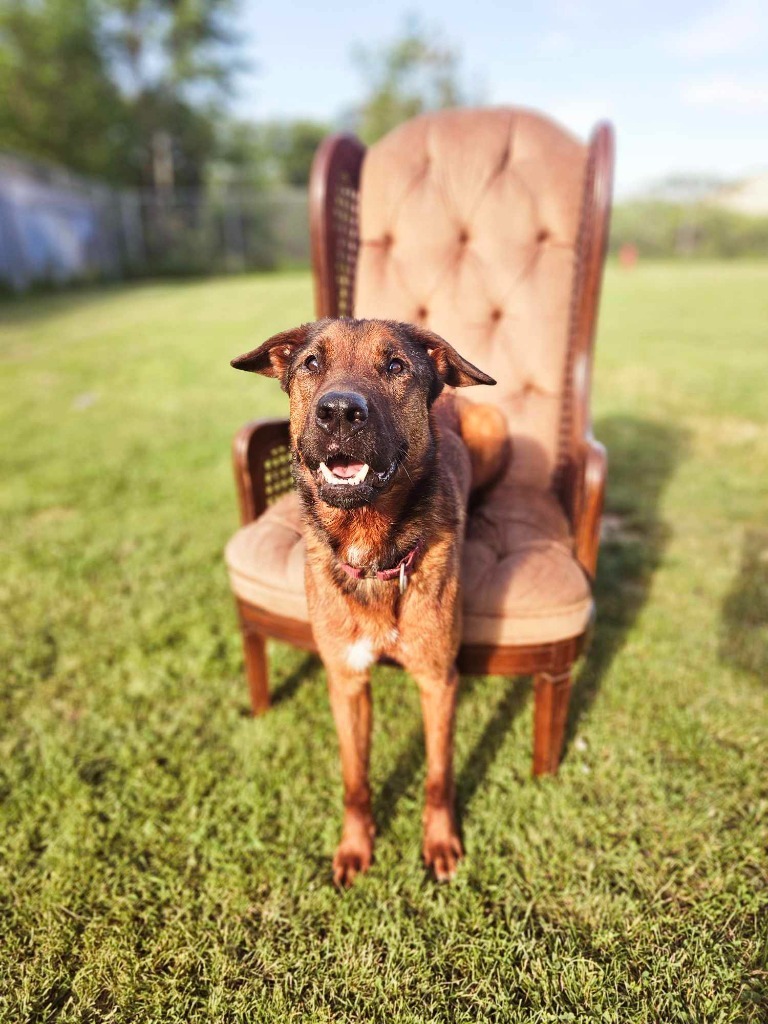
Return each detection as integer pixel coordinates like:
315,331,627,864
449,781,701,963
0,156,123,290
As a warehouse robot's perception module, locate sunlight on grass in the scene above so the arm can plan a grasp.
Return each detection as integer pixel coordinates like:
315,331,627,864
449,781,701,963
1,264,767,1021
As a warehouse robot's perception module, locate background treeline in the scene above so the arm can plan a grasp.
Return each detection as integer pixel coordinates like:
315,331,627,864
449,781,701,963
1,0,767,286
0,3,477,286
0,0,466,191
610,201,768,260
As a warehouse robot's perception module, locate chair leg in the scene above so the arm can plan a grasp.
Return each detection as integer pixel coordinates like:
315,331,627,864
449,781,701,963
532,667,573,776
238,613,270,715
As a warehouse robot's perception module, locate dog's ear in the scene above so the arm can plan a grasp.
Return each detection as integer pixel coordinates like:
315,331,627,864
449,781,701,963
230,323,313,387
404,324,496,396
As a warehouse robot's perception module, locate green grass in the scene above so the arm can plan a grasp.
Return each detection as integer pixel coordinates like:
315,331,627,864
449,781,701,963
1,263,767,1022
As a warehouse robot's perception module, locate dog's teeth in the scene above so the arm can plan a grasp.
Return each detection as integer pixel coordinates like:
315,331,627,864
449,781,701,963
319,462,370,486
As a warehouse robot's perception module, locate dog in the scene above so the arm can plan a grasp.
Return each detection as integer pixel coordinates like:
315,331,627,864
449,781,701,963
231,318,509,884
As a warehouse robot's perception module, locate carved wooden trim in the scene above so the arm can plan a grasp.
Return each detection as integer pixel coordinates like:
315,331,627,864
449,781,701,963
557,121,614,576
557,122,614,486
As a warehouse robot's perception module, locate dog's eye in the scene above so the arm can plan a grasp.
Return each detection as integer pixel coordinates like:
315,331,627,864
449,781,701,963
388,358,405,375
304,354,319,371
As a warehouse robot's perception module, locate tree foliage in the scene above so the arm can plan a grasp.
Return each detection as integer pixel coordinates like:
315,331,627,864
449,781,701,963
210,119,331,190
611,201,768,259
351,21,467,145
256,121,330,187
0,0,135,181
0,7,472,190
0,0,239,185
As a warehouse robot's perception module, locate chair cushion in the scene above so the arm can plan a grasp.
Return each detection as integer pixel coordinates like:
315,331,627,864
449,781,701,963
226,492,309,623
461,481,592,644
225,487,592,648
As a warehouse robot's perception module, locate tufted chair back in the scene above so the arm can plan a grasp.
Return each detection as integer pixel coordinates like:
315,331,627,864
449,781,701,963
352,108,592,491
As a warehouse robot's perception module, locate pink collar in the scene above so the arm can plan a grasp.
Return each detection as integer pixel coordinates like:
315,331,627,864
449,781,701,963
340,540,423,591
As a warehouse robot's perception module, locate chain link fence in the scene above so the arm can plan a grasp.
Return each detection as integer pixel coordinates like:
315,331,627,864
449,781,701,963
0,153,310,292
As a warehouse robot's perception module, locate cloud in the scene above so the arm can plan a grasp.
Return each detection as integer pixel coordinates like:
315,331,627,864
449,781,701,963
665,0,767,58
682,76,768,111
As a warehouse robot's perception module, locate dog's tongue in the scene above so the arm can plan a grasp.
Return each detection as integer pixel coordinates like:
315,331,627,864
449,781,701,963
328,457,366,479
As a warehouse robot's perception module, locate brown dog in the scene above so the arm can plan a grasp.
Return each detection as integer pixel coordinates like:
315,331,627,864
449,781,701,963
232,318,508,884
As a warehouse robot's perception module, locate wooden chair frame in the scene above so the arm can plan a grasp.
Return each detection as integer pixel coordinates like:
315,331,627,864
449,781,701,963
232,118,615,776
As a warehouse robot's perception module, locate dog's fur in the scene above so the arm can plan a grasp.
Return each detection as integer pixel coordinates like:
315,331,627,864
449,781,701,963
232,318,509,884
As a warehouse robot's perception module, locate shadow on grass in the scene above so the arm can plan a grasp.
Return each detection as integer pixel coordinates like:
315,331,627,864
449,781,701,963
374,416,688,833
237,650,318,716
454,675,531,824
373,722,423,834
564,415,689,753
271,653,319,706
372,673,533,836
719,527,768,680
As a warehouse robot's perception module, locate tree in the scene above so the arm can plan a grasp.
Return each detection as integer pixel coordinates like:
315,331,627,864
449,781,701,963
0,0,135,182
350,21,468,145
0,0,242,186
103,0,242,187
258,120,330,187
209,118,331,190
104,0,238,98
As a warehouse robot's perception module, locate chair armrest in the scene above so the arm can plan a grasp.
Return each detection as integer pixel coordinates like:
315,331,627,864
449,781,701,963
232,418,292,525
562,436,607,580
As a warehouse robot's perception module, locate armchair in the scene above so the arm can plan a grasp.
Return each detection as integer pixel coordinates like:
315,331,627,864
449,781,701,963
225,107,614,775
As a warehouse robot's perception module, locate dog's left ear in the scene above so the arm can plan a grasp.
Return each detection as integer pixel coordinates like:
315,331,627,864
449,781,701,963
405,325,496,391
230,323,313,387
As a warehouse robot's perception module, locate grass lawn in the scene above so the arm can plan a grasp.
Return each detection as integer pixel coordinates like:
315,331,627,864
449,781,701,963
1,263,767,1022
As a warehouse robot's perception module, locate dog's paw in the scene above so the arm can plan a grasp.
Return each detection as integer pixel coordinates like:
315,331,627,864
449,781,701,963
423,833,463,883
333,840,373,888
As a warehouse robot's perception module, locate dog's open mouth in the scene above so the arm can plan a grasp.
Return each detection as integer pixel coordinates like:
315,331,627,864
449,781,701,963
315,455,398,490
319,456,370,487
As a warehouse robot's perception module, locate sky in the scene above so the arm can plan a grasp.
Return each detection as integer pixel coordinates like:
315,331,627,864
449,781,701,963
230,0,768,197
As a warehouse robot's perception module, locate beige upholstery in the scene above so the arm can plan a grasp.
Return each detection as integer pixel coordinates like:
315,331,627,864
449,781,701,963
354,108,587,489
226,490,592,646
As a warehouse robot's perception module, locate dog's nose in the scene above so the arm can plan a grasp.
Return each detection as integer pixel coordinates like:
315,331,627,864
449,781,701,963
315,391,369,436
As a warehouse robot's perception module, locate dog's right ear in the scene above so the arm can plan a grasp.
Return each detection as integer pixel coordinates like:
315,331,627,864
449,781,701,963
230,323,312,387
403,324,496,402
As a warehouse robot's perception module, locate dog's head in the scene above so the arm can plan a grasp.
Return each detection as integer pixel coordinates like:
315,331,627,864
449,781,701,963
231,318,495,509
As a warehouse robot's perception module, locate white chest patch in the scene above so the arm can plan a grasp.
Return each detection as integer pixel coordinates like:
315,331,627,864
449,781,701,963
346,637,375,671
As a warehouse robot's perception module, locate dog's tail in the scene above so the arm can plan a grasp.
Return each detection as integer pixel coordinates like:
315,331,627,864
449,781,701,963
457,399,512,492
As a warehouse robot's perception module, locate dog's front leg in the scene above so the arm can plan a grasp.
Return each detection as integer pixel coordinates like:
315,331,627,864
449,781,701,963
414,666,463,882
326,665,375,887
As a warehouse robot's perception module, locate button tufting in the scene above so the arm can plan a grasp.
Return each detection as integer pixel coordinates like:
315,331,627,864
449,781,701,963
351,108,590,493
